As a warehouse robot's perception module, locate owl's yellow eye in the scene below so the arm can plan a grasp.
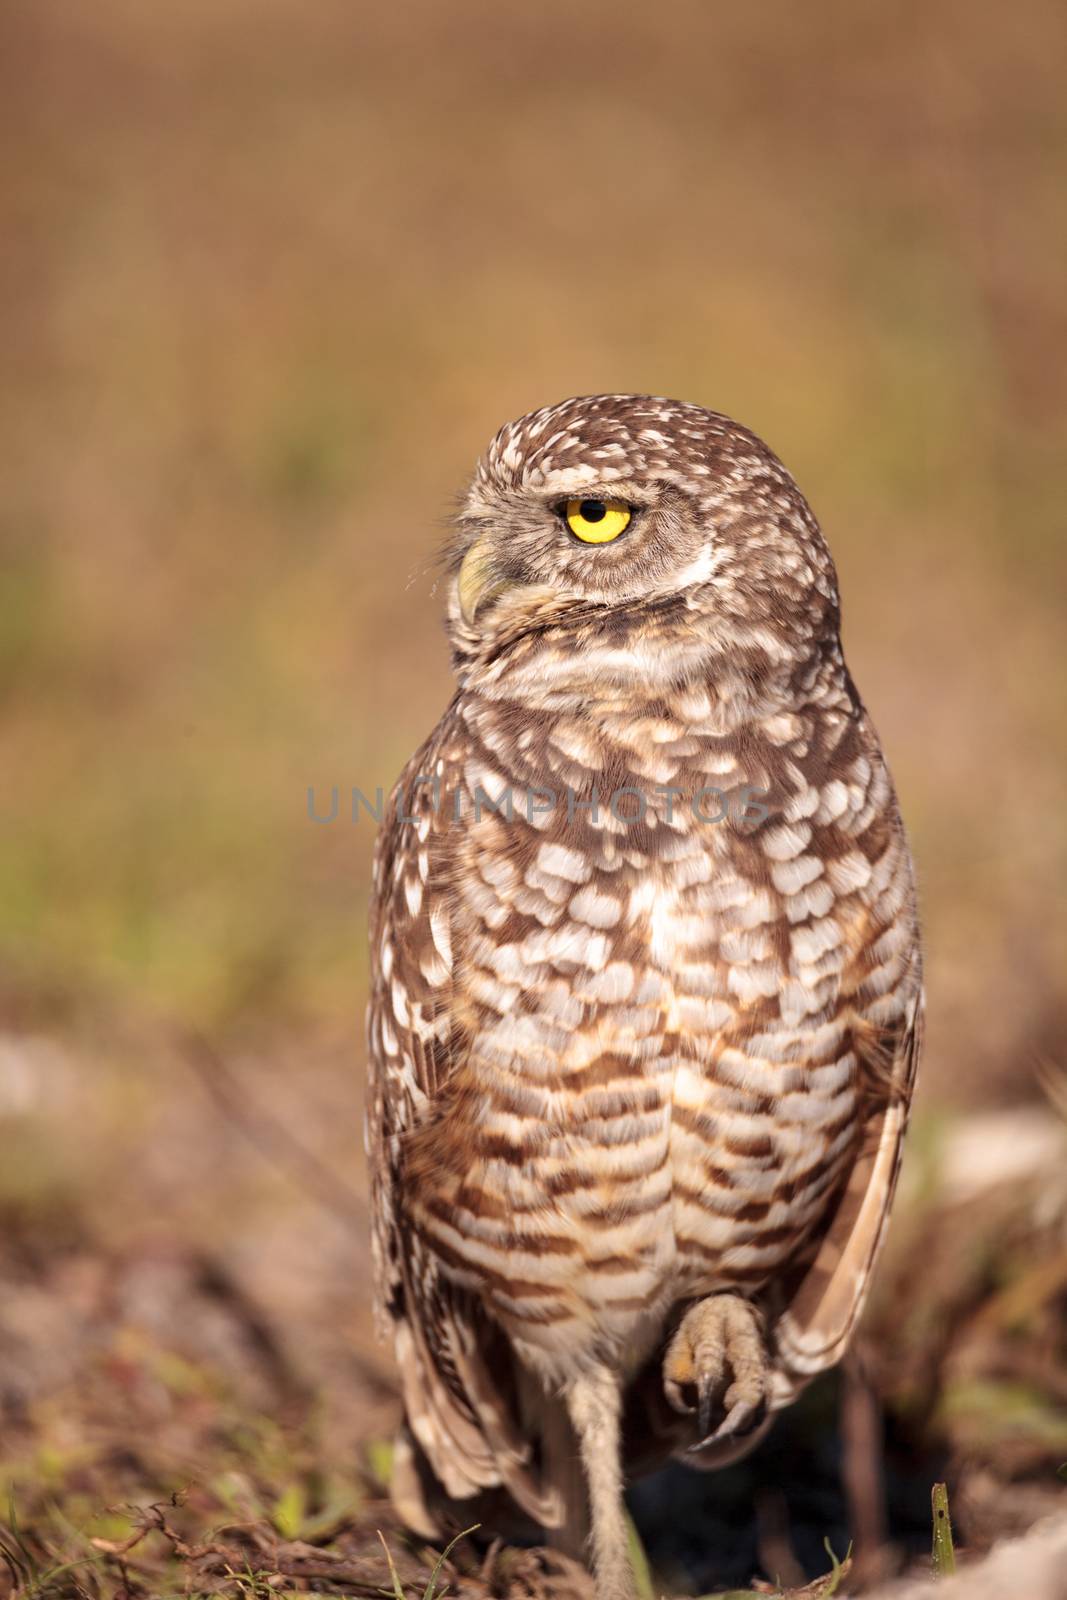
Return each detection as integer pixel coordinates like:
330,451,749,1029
564,497,632,544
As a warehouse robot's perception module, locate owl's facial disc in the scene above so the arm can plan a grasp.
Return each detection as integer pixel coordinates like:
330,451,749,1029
457,491,643,626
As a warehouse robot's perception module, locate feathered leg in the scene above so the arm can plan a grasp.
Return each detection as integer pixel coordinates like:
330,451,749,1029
564,1366,635,1600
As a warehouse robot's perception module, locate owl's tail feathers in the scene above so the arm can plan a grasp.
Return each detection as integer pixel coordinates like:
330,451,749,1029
392,1297,564,1532
451,1315,565,1527
390,1421,443,1539
394,1316,499,1502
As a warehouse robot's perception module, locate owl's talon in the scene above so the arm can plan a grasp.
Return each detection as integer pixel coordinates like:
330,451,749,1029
715,1396,758,1441
663,1293,769,1448
697,1381,714,1441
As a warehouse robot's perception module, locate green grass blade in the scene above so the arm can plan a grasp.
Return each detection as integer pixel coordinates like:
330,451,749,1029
377,1528,406,1600
625,1510,655,1600
421,1523,479,1599
820,1536,852,1597
931,1482,956,1577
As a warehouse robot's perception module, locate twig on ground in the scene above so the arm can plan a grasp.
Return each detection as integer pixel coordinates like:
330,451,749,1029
840,1346,889,1581
181,1028,367,1233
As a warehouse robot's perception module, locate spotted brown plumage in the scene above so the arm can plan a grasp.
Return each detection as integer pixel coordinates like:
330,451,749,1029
365,395,923,1598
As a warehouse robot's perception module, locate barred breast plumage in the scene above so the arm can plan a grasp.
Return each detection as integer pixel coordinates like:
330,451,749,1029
366,395,922,1599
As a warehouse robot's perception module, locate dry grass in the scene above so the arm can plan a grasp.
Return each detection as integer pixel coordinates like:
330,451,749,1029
1,1020,1064,1596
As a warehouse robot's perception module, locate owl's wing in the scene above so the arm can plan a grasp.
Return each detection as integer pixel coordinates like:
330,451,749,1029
625,984,923,1476
768,990,924,1403
365,714,560,1527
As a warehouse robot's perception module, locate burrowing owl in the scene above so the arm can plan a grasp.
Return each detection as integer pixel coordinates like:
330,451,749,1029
366,395,922,1598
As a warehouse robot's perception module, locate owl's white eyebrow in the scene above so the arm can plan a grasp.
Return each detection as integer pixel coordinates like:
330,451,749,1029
536,480,652,508
528,461,646,493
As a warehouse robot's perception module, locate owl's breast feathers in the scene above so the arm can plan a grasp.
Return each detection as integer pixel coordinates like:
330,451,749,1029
366,646,922,1500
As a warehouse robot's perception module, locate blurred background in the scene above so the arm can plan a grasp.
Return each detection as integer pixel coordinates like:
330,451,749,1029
1,2,1065,1595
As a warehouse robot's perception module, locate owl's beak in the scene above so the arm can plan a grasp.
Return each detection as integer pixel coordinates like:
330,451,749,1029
457,537,512,625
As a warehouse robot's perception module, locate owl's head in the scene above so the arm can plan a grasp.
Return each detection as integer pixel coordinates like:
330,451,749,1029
446,395,840,686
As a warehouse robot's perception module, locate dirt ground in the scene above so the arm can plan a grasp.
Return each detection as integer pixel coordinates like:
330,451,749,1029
2,1011,1065,1597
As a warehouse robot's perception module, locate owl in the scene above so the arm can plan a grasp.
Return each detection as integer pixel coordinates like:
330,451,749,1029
366,395,922,1599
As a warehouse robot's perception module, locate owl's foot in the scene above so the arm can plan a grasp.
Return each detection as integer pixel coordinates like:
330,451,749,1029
663,1293,769,1447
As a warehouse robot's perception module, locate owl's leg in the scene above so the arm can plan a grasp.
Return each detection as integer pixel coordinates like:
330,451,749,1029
663,1293,769,1444
564,1365,635,1600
